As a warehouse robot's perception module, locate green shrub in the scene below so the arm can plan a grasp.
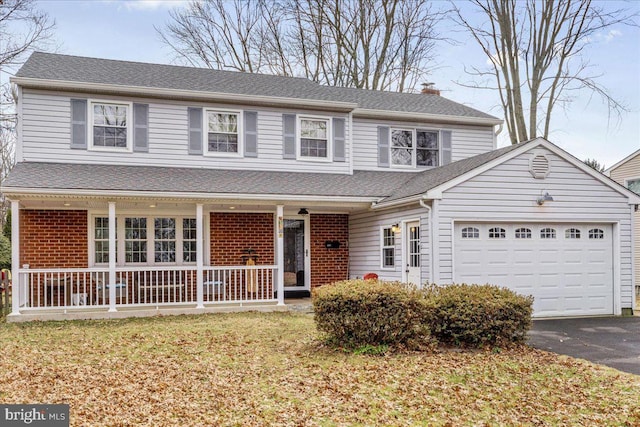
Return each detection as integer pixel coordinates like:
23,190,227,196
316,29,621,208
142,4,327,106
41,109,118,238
312,279,434,350
423,283,533,347
0,235,10,271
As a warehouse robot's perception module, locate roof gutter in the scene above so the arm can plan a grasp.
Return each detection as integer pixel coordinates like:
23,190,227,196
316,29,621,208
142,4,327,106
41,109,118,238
352,108,503,126
10,76,359,112
371,194,425,210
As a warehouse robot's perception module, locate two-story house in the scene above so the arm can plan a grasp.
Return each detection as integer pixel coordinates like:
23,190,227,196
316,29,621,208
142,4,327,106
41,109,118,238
605,149,640,308
3,52,638,321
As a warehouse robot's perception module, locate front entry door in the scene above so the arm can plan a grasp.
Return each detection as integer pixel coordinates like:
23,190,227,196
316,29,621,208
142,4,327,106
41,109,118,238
405,221,421,285
283,218,310,294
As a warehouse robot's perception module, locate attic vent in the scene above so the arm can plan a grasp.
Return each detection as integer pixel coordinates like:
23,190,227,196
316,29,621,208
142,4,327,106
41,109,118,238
529,154,550,179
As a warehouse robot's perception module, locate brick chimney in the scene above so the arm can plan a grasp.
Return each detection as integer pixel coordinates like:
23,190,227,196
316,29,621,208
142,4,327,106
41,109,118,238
421,82,440,96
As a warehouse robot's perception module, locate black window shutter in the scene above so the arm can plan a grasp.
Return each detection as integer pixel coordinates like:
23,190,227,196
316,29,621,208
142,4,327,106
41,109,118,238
282,114,296,159
441,130,452,165
188,107,203,155
244,111,258,158
377,126,390,167
333,118,346,162
133,103,149,152
70,99,87,149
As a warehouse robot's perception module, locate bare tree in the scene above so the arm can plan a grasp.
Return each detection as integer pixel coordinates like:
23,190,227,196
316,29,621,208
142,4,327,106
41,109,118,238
452,0,636,144
0,0,55,228
158,0,446,92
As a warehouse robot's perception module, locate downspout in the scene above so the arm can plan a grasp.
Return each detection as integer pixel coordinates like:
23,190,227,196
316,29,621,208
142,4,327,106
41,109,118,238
419,199,433,284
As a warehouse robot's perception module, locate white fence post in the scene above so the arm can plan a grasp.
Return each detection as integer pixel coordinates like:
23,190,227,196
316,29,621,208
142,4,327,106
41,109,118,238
196,203,204,309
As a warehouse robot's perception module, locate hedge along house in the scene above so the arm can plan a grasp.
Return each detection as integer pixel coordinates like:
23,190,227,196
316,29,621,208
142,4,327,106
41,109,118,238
3,52,638,321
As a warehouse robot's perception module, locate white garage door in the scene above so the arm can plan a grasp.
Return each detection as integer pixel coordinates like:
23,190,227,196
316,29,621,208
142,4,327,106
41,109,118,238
454,223,614,317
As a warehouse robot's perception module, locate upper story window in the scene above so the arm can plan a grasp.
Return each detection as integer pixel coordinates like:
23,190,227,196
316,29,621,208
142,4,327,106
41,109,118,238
391,128,439,167
90,101,131,150
206,110,241,155
299,117,329,159
627,178,640,195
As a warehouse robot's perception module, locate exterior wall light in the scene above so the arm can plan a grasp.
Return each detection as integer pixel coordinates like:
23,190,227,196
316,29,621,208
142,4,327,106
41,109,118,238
391,223,401,233
536,192,554,205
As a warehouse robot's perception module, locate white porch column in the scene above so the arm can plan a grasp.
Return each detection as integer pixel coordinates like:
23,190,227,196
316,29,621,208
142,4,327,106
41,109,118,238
196,203,204,309
108,202,117,312
10,200,21,316
276,204,285,306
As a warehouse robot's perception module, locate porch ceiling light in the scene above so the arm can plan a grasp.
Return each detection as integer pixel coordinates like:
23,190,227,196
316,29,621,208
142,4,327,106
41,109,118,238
298,208,309,215
536,191,554,206
149,203,157,208
63,202,71,207
391,223,401,233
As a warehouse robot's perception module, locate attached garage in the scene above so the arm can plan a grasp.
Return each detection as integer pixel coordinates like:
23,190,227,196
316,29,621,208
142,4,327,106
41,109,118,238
454,223,614,317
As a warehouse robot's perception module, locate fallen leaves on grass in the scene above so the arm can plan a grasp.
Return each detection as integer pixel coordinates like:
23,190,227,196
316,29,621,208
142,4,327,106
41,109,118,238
0,313,638,426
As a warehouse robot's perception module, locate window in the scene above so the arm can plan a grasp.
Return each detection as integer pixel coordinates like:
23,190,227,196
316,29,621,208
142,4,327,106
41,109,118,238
461,227,479,239
91,102,129,149
488,227,506,239
93,216,197,266
627,178,640,195
94,217,110,263
381,227,395,268
183,218,197,262
125,217,147,263
391,129,440,167
207,111,240,154
540,228,556,239
299,117,329,159
565,228,581,239
515,228,532,239
589,228,604,239
154,218,176,263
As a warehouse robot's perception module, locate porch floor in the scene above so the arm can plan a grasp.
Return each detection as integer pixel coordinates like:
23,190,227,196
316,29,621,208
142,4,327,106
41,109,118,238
7,298,313,323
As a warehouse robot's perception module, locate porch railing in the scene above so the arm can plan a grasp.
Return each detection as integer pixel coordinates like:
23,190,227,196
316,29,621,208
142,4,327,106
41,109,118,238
16,265,278,311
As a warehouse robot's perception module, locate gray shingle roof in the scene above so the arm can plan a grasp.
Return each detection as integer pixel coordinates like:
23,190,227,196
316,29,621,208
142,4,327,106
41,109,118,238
2,142,531,203
15,52,499,120
1,162,413,199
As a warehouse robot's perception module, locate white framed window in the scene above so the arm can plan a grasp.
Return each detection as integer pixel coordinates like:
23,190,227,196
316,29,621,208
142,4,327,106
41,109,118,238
540,228,556,239
515,228,532,239
626,177,640,195
205,109,242,156
391,128,440,168
89,100,132,151
461,227,479,239
91,215,197,266
380,226,395,269
588,228,604,239
298,116,330,160
488,227,506,239
565,228,581,239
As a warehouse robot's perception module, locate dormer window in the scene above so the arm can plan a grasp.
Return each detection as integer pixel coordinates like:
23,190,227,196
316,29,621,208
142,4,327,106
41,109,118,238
90,101,131,151
206,110,242,155
391,128,440,167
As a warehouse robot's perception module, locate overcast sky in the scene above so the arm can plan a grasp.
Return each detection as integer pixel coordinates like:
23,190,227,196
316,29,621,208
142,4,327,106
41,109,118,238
17,0,640,167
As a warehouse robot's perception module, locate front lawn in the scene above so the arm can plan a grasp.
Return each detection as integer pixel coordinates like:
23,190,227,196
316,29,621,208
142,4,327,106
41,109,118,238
0,312,638,426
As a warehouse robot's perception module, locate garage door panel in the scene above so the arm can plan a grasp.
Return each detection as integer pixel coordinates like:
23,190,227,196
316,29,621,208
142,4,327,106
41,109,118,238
454,223,613,317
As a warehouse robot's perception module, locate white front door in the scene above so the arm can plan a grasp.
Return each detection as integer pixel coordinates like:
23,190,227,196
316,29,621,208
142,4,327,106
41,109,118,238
283,217,310,292
405,221,421,285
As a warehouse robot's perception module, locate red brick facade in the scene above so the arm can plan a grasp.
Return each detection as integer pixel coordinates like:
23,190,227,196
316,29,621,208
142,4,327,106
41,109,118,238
310,214,349,288
210,212,275,265
20,210,88,268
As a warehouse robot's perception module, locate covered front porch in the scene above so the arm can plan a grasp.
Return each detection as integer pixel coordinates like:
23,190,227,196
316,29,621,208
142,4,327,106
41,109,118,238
7,194,361,321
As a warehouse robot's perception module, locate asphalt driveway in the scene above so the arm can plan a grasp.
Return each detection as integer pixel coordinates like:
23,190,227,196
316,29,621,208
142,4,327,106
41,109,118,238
528,316,640,376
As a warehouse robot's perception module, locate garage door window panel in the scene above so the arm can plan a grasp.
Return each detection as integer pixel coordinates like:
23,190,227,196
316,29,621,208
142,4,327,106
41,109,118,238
540,228,556,239
588,228,604,239
515,228,532,239
565,228,581,239
489,227,506,239
461,227,479,239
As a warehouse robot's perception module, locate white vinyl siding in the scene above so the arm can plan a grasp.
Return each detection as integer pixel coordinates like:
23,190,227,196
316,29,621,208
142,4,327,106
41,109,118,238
349,205,430,282
351,118,494,171
435,147,634,311
20,89,350,174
